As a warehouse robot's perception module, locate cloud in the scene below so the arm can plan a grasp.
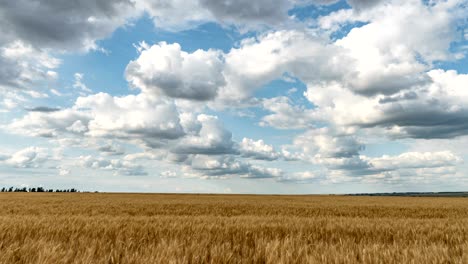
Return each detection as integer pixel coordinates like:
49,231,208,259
128,31,345,106
176,0,467,114
76,92,185,140
359,151,463,184
239,138,281,161
0,0,136,92
327,0,464,59
218,30,348,103
277,171,324,183
8,92,187,142
310,70,468,139
58,168,71,176
246,165,284,179
134,0,210,30
80,155,147,176
8,108,90,138
26,106,61,113
199,0,292,28
1,98,19,111
73,73,92,94
368,151,462,171
287,126,463,182
127,1,466,110
183,155,283,179
346,0,387,10
314,156,371,172
0,40,60,92
306,0,340,5
160,170,178,178
260,96,317,129
378,91,418,104
97,143,125,156
1,147,48,168
172,115,236,155
0,0,137,51
313,0,468,103
126,42,225,101
124,152,163,161
7,93,241,162
138,0,298,31
294,128,365,159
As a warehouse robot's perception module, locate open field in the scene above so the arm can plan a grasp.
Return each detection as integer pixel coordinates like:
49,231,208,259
0,193,467,263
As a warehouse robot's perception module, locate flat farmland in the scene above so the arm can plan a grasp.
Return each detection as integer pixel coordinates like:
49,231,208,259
0,193,467,263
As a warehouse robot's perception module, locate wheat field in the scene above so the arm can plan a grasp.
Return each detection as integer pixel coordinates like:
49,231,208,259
0,193,467,263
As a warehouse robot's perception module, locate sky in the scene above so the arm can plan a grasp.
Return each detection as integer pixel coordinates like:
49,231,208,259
0,0,468,193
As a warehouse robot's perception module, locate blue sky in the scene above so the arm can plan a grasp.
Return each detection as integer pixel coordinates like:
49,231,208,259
1,0,468,193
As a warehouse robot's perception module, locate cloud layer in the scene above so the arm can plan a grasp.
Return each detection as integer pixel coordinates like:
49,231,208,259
1,0,468,190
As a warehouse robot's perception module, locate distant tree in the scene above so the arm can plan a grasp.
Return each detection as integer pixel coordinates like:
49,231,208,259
0,186,80,193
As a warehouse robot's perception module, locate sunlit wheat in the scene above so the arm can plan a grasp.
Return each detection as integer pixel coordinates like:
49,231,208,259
0,193,467,263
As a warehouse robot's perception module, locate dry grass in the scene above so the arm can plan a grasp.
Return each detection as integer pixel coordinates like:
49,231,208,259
0,193,467,263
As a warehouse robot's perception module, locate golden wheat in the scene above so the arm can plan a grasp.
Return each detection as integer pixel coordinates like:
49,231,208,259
0,193,467,263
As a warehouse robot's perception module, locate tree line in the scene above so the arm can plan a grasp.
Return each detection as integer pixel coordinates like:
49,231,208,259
0,187,78,193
